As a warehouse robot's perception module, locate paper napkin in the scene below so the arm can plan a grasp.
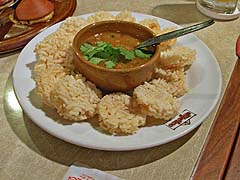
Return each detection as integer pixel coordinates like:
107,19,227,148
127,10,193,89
63,165,123,180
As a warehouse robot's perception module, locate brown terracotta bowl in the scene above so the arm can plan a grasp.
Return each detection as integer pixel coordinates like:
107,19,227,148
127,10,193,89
72,20,160,91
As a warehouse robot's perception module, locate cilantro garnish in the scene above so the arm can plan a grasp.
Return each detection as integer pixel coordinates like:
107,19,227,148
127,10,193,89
105,61,116,68
89,57,105,65
116,46,136,60
134,49,152,59
80,41,152,69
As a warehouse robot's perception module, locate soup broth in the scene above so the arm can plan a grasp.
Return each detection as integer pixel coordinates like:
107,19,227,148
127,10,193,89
83,31,152,69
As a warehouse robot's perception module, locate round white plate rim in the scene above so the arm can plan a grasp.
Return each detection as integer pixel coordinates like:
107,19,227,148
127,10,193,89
13,11,222,151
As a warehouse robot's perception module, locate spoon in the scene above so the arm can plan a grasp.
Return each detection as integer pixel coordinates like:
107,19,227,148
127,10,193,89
136,19,215,49
0,0,21,16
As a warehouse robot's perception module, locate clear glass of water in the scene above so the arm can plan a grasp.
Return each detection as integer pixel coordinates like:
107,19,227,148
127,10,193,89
197,0,238,14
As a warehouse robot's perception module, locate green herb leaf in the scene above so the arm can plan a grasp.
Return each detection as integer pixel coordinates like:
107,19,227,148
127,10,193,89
80,43,96,56
95,51,111,58
134,49,152,59
108,56,118,63
117,46,135,60
89,57,105,65
79,41,152,68
108,46,120,58
105,60,116,68
83,55,89,60
96,41,110,47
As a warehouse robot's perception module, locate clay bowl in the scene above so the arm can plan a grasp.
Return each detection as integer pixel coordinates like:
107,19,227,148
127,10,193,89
72,20,160,91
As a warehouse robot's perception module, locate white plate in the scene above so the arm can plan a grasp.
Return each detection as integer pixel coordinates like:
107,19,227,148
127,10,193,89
13,12,222,151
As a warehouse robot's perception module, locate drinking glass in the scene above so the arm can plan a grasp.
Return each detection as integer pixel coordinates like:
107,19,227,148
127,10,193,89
197,0,238,14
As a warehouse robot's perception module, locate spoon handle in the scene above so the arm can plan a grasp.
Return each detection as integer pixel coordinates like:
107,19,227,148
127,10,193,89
136,19,215,49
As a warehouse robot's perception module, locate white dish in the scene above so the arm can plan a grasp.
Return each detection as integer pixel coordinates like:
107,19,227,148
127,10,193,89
13,12,222,151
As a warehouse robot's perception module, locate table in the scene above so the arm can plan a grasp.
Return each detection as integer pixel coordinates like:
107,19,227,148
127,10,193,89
0,1,239,179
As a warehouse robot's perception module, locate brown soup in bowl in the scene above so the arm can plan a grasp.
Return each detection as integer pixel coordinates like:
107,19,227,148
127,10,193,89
72,20,160,91
82,31,153,69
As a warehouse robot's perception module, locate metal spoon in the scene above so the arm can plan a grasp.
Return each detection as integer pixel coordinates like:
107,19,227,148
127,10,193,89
136,19,215,49
0,0,21,16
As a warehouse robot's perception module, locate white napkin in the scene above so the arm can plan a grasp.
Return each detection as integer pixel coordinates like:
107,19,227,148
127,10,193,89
63,165,123,180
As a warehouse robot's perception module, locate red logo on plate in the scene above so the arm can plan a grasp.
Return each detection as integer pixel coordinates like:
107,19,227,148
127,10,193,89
68,174,95,180
165,109,197,130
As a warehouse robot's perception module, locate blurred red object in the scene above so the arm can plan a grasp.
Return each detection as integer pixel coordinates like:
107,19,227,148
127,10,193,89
237,35,240,58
